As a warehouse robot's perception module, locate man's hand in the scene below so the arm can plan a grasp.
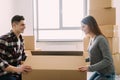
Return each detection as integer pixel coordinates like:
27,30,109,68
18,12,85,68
5,65,32,74
21,61,24,64
16,65,32,73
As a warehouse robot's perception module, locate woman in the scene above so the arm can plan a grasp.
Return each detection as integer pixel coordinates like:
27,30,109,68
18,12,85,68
78,16,115,80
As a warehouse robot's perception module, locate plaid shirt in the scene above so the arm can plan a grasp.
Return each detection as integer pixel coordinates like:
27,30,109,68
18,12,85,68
0,31,26,76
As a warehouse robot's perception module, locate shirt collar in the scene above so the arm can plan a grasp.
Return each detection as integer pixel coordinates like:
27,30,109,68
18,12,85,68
10,30,23,42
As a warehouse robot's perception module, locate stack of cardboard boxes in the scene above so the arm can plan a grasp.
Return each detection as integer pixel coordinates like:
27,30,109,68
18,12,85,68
83,0,120,75
99,25,119,54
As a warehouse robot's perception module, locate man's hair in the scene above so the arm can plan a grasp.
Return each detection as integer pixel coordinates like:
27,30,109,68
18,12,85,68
11,15,25,24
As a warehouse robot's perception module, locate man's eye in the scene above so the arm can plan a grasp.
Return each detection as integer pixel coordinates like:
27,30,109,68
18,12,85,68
21,24,25,26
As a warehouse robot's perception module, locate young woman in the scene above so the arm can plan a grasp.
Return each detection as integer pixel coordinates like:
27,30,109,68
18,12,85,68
78,16,115,80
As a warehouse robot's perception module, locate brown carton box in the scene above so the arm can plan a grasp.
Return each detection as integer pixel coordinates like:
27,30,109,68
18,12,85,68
83,36,90,52
112,53,120,75
23,36,35,50
99,25,119,37
108,37,119,54
83,52,89,59
89,0,112,10
22,51,87,80
89,8,116,25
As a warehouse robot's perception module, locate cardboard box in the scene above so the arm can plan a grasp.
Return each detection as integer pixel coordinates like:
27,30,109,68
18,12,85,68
112,53,120,75
108,37,119,54
89,8,116,25
83,52,89,59
22,51,87,80
99,25,119,37
83,52,90,65
30,51,83,56
88,0,112,10
83,36,90,52
23,36,35,50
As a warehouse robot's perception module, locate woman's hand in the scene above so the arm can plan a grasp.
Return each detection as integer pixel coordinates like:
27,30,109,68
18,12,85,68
78,66,88,72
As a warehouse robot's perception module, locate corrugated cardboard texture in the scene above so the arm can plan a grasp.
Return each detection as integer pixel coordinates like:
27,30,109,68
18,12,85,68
23,70,86,80
100,25,118,37
112,53,120,75
108,37,119,54
83,52,89,59
22,51,87,80
23,36,34,50
83,36,90,52
89,0,112,10
89,8,116,25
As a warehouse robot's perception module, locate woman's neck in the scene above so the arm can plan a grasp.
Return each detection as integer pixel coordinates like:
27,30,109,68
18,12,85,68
89,33,96,38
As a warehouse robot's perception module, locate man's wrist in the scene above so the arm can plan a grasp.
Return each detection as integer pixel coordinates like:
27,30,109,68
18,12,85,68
5,65,18,73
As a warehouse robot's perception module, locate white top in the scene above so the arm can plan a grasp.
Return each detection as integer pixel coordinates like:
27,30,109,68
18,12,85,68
90,36,96,46
17,38,21,51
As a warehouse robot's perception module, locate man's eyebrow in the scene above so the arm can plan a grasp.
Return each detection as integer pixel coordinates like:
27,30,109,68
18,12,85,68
21,24,25,25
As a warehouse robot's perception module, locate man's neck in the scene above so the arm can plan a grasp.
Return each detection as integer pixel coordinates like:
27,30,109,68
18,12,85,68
12,29,20,38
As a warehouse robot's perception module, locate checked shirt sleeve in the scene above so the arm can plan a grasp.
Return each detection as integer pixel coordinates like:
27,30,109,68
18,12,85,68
0,39,9,70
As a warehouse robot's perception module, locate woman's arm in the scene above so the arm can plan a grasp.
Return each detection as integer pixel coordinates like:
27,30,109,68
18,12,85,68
88,38,113,71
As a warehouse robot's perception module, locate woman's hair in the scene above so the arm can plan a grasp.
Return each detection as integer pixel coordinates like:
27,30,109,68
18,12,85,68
81,16,103,36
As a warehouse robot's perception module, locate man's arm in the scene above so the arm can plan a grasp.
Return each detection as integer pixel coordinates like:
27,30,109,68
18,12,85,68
0,39,10,70
21,43,27,64
0,39,31,73
4,64,32,73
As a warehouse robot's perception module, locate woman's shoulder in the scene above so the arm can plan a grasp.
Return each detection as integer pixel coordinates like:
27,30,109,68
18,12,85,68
96,35,107,42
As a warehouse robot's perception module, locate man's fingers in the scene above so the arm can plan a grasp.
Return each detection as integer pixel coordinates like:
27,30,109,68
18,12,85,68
22,65,32,73
24,65,32,70
78,67,84,69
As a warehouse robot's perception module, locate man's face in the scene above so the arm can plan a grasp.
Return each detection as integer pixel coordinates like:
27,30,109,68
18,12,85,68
13,20,26,33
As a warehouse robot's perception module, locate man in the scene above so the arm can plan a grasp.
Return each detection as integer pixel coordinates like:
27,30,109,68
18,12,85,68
0,15,32,80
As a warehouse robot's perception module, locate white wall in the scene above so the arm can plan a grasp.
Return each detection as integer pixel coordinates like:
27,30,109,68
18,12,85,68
13,0,34,35
0,0,83,51
0,0,14,35
0,0,33,36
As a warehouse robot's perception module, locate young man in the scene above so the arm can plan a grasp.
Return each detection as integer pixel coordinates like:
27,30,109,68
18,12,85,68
0,15,32,80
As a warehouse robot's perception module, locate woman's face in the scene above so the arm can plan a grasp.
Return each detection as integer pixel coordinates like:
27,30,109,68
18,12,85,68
81,23,91,35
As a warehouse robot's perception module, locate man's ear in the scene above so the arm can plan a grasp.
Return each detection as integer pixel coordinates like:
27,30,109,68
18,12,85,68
12,22,16,27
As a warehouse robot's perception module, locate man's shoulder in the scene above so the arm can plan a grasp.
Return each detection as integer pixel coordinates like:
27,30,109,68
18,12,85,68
0,32,11,41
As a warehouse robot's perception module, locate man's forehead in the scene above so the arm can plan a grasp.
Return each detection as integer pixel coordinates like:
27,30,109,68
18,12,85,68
19,20,25,24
